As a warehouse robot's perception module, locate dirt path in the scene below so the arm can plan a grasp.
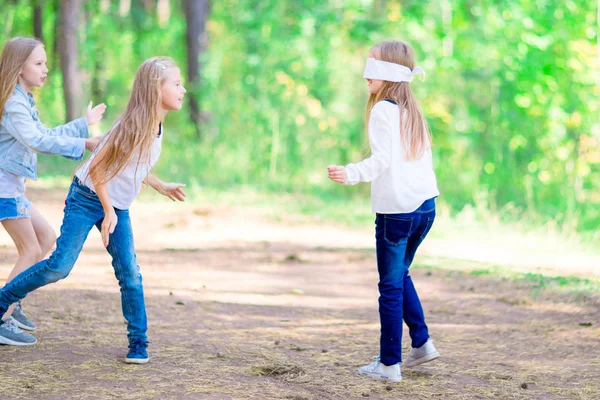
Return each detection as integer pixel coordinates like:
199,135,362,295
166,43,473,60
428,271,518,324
0,188,598,400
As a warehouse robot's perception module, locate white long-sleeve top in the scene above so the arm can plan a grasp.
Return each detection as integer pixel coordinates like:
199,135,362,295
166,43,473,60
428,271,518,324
344,101,439,214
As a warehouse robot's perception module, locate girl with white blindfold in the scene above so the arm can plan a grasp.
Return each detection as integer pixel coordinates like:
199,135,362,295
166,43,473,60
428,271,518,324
328,41,440,382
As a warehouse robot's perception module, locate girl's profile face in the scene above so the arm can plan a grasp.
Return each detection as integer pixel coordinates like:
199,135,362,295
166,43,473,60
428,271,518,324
365,50,384,95
160,67,186,111
19,45,48,90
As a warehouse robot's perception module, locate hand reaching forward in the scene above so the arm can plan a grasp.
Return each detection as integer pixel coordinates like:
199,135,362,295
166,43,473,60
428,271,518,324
85,101,107,125
156,182,186,202
327,165,347,184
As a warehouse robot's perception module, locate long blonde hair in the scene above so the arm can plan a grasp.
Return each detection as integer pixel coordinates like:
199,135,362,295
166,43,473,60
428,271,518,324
0,37,43,124
89,57,176,186
365,41,431,160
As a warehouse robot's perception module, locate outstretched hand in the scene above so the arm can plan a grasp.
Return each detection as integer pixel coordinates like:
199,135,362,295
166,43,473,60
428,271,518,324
156,182,186,202
327,165,347,184
85,101,107,125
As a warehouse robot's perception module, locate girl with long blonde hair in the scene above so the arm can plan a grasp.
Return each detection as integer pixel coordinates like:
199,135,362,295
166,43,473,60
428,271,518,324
0,37,105,346
0,57,186,363
328,41,440,382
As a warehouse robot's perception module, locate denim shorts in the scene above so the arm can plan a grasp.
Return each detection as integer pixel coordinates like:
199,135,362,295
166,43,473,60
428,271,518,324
0,195,32,221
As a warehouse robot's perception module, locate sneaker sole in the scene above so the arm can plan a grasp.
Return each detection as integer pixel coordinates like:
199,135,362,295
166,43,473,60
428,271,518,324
125,357,149,364
359,370,402,383
10,318,36,331
404,351,440,368
0,336,37,346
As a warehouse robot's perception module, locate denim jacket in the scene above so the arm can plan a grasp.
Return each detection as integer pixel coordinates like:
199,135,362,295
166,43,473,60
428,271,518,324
0,84,88,180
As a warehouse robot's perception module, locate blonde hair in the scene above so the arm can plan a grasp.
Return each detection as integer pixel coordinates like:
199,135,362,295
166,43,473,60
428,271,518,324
366,41,431,160
88,56,176,186
0,37,43,124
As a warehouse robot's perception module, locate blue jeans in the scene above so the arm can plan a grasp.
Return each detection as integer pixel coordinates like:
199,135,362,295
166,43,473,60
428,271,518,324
375,198,436,366
0,177,148,343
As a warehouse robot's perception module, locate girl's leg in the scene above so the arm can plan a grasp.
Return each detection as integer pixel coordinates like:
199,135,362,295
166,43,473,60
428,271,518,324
1,204,56,323
375,214,417,366
402,205,436,348
97,208,148,345
0,185,102,318
402,272,429,348
1,217,44,320
29,203,57,258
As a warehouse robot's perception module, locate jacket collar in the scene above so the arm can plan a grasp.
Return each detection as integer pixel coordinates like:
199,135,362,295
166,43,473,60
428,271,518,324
14,84,36,107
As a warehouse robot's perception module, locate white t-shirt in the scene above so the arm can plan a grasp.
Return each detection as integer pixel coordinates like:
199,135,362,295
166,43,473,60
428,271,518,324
76,125,163,210
344,101,439,214
0,169,26,198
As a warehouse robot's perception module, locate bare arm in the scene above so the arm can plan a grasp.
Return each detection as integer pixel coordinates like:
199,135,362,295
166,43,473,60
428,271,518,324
144,173,186,202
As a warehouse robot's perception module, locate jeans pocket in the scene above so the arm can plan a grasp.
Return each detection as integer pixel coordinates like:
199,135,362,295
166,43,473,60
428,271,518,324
72,186,98,201
384,216,413,246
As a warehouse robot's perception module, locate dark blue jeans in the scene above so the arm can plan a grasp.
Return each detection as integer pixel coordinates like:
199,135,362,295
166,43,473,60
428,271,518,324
376,198,436,366
0,177,148,343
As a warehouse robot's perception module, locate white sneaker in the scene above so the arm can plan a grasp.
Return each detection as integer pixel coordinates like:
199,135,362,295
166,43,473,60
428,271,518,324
404,338,440,368
359,357,402,382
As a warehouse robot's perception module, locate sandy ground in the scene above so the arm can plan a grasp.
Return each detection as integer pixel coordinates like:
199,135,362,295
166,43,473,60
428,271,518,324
0,187,598,400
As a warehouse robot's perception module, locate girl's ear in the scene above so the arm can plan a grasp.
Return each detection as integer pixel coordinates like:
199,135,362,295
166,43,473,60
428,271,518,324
18,61,27,76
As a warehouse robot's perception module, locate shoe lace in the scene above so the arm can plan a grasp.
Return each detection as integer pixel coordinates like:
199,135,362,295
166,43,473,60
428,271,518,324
128,340,148,353
367,356,381,369
4,318,24,334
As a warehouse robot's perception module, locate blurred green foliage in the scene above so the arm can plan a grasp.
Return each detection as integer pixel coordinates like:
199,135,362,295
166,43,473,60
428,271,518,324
2,0,598,232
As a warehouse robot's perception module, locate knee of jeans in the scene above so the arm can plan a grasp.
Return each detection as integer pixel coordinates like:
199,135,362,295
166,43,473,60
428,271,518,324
43,256,75,283
43,268,70,284
379,280,403,295
118,270,143,288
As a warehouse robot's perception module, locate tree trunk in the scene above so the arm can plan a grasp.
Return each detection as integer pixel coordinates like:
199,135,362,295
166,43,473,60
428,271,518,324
58,0,83,121
52,0,60,66
119,0,131,16
184,0,210,138
33,0,44,42
157,0,170,27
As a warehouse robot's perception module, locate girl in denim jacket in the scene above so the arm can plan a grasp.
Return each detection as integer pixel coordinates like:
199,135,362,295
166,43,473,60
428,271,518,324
0,57,186,363
0,37,105,346
328,41,440,382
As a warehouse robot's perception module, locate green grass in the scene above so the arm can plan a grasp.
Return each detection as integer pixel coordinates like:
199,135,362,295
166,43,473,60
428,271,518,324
517,272,599,291
425,264,600,296
469,268,495,276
